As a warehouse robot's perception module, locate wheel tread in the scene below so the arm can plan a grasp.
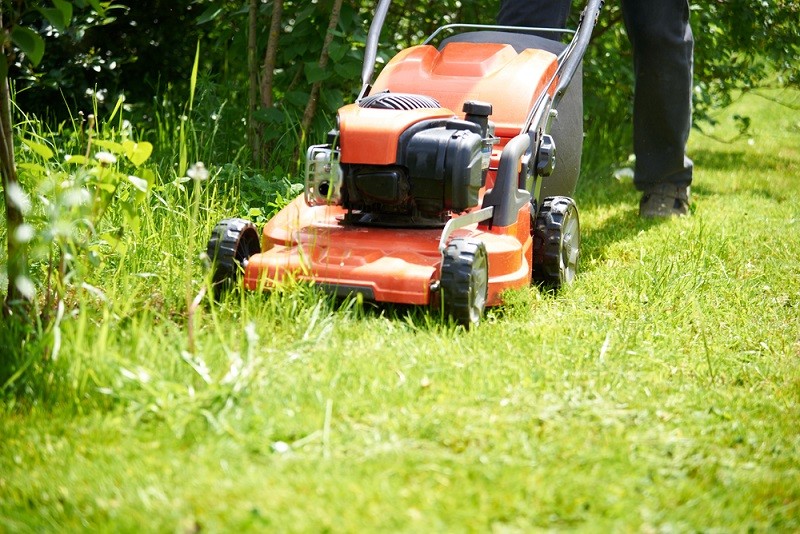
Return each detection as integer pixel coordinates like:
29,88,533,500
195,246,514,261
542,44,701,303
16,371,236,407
532,196,580,287
439,238,488,326
207,218,261,296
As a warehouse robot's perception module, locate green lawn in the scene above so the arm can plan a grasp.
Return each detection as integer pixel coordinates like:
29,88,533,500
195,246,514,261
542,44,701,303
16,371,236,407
2,89,799,532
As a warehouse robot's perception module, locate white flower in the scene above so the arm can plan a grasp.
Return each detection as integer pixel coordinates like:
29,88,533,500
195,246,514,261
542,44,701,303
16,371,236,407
187,162,209,181
95,151,117,166
613,167,634,182
14,276,36,300
62,188,91,208
6,182,31,215
271,441,291,454
13,224,35,244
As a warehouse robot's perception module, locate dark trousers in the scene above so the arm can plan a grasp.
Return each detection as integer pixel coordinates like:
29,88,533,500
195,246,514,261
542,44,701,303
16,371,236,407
498,0,694,189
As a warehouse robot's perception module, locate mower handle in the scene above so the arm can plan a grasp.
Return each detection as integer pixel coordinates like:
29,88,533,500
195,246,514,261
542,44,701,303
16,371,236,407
359,0,392,100
554,0,604,99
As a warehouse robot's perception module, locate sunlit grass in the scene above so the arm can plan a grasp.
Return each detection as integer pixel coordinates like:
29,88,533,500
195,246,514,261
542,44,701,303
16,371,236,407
1,90,799,531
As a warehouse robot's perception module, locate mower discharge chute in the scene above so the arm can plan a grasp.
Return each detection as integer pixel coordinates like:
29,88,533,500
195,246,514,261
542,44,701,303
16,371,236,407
208,0,603,326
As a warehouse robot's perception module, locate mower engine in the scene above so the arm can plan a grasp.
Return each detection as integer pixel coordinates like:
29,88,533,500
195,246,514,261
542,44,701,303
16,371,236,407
306,92,496,224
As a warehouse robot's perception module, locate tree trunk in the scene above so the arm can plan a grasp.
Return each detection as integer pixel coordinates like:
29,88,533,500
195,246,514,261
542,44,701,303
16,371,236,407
300,0,344,140
257,0,284,166
0,76,28,315
260,0,283,111
247,0,259,165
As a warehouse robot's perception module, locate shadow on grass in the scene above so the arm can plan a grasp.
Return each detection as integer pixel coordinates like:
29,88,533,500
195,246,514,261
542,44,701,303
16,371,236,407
570,165,675,270
691,147,796,175
577,203,670,268
690,148,796,202
567,139,799,269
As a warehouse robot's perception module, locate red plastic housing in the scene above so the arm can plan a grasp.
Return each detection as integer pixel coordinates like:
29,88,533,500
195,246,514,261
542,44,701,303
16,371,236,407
372,43,558,139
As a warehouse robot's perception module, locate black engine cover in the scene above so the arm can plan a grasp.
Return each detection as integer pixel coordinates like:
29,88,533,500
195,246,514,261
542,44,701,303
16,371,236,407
404,122,484,215
342,119,484,219
349,166,410,214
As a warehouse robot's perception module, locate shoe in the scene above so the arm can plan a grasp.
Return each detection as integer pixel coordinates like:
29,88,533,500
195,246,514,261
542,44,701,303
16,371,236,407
639,183,690,218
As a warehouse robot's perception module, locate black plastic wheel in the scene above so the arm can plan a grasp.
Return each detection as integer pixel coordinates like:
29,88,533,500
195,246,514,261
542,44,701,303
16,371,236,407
207,218,261,296
532,196,580,287
439,238,489,327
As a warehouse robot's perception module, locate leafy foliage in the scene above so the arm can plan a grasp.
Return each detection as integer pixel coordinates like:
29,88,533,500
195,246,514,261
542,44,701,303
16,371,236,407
692,0,800,126
9,0,800,164
9,1,124,117
13,104,154,304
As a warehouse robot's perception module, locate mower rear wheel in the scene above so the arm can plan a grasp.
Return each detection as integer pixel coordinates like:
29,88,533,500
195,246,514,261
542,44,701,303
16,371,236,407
439,238,489,327
532,196,580,288
207,218,261,297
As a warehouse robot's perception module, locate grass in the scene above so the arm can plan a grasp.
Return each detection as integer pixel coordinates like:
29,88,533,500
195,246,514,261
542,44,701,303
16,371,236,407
1,88,800,532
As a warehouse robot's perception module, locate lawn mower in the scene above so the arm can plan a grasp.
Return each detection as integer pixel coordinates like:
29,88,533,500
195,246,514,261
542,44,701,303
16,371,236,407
208,0,603,325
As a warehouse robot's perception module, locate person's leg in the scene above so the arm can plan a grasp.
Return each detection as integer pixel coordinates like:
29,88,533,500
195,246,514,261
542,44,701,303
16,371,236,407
497,0,571,30
621,0,694,216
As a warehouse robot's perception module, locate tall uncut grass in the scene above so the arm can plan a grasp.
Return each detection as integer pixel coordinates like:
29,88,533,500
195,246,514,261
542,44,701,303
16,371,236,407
1,87,799,531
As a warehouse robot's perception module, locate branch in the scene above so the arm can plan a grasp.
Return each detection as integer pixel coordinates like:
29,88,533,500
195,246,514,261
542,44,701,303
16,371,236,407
752,90,800,111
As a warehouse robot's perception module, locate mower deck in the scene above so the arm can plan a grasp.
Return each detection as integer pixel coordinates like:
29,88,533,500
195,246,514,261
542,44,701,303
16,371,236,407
244,196,532,306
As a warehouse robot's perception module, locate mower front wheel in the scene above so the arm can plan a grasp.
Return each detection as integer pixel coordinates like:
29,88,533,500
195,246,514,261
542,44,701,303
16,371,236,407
439,238,489,327
532,196,580,288
207,218,261,297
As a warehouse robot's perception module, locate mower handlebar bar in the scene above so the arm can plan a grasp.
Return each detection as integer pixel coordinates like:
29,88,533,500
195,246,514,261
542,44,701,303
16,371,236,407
359,0,392,100
554,0,604,99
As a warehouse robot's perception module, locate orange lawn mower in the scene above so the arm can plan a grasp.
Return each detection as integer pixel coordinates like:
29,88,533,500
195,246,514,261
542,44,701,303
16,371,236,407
208,0,604,326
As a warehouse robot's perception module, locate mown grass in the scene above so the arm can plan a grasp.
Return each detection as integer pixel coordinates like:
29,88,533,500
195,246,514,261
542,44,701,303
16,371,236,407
1,89,799,532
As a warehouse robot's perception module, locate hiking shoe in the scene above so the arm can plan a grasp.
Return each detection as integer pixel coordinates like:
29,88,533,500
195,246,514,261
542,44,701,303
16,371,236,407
639,183,691,218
